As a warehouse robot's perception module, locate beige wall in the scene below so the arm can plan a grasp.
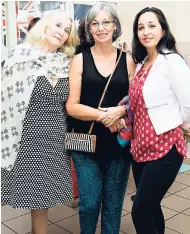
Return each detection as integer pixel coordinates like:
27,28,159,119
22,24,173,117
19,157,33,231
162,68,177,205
117,1,190,65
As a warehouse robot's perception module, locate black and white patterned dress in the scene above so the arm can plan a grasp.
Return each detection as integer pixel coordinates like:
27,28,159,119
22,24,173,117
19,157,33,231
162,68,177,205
2,76,73,209
1,44,73,209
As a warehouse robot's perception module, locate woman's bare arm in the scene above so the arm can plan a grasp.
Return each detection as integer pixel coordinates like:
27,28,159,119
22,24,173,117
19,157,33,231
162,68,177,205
66,54,106,121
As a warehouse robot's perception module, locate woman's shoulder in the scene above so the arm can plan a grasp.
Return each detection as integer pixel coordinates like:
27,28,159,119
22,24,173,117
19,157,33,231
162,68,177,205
164,53,189,75
10,43,32,52
2,43,30,68
72,52,83,63
126,53,136,74
69,53,83,75
161,52,186,66
159,53,190,81
73,48,92,66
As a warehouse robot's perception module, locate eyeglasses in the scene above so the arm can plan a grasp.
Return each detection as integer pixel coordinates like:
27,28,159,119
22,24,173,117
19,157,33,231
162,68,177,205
90,20,114,29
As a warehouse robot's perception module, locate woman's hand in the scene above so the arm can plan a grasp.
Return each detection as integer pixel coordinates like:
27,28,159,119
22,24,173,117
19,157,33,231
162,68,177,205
98,110,109,122
118,42,132,55
97,106,126,127
107,118,126,133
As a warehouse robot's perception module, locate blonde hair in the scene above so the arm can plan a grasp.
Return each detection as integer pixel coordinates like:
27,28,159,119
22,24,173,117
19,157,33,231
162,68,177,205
25,9,79,57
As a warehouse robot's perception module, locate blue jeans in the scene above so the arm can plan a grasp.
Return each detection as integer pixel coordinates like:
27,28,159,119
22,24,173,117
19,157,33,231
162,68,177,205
71,151,131,234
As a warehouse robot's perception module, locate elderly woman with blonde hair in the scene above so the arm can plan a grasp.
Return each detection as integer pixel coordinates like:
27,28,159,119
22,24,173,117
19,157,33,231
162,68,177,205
1,9,79,234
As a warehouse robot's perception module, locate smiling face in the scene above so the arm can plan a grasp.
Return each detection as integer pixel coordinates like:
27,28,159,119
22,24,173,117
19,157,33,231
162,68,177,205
44,12,72,52
137,12,164,50
89,10,116,44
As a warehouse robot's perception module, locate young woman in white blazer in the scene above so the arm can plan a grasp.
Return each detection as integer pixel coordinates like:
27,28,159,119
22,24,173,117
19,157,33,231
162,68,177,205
128,7,190,234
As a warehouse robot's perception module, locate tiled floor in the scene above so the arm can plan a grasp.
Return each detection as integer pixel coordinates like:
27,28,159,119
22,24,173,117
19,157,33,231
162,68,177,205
1,159,190,234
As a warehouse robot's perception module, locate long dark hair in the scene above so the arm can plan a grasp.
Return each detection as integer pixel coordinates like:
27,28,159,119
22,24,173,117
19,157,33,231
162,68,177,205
75,19,94,54
132,7,178,63
77,19,87,44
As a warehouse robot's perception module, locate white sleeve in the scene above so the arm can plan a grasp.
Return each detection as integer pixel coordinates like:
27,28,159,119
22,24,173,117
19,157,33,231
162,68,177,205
167,54,190,124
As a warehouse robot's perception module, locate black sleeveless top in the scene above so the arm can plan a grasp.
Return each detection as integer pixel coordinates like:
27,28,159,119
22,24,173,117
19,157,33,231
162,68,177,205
70,49,131,161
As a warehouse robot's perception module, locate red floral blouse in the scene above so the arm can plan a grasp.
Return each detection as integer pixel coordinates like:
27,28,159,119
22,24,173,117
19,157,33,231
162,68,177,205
129,66,187,162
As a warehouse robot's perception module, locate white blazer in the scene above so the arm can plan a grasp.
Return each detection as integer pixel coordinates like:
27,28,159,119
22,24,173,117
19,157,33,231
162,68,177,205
135,52,190,135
